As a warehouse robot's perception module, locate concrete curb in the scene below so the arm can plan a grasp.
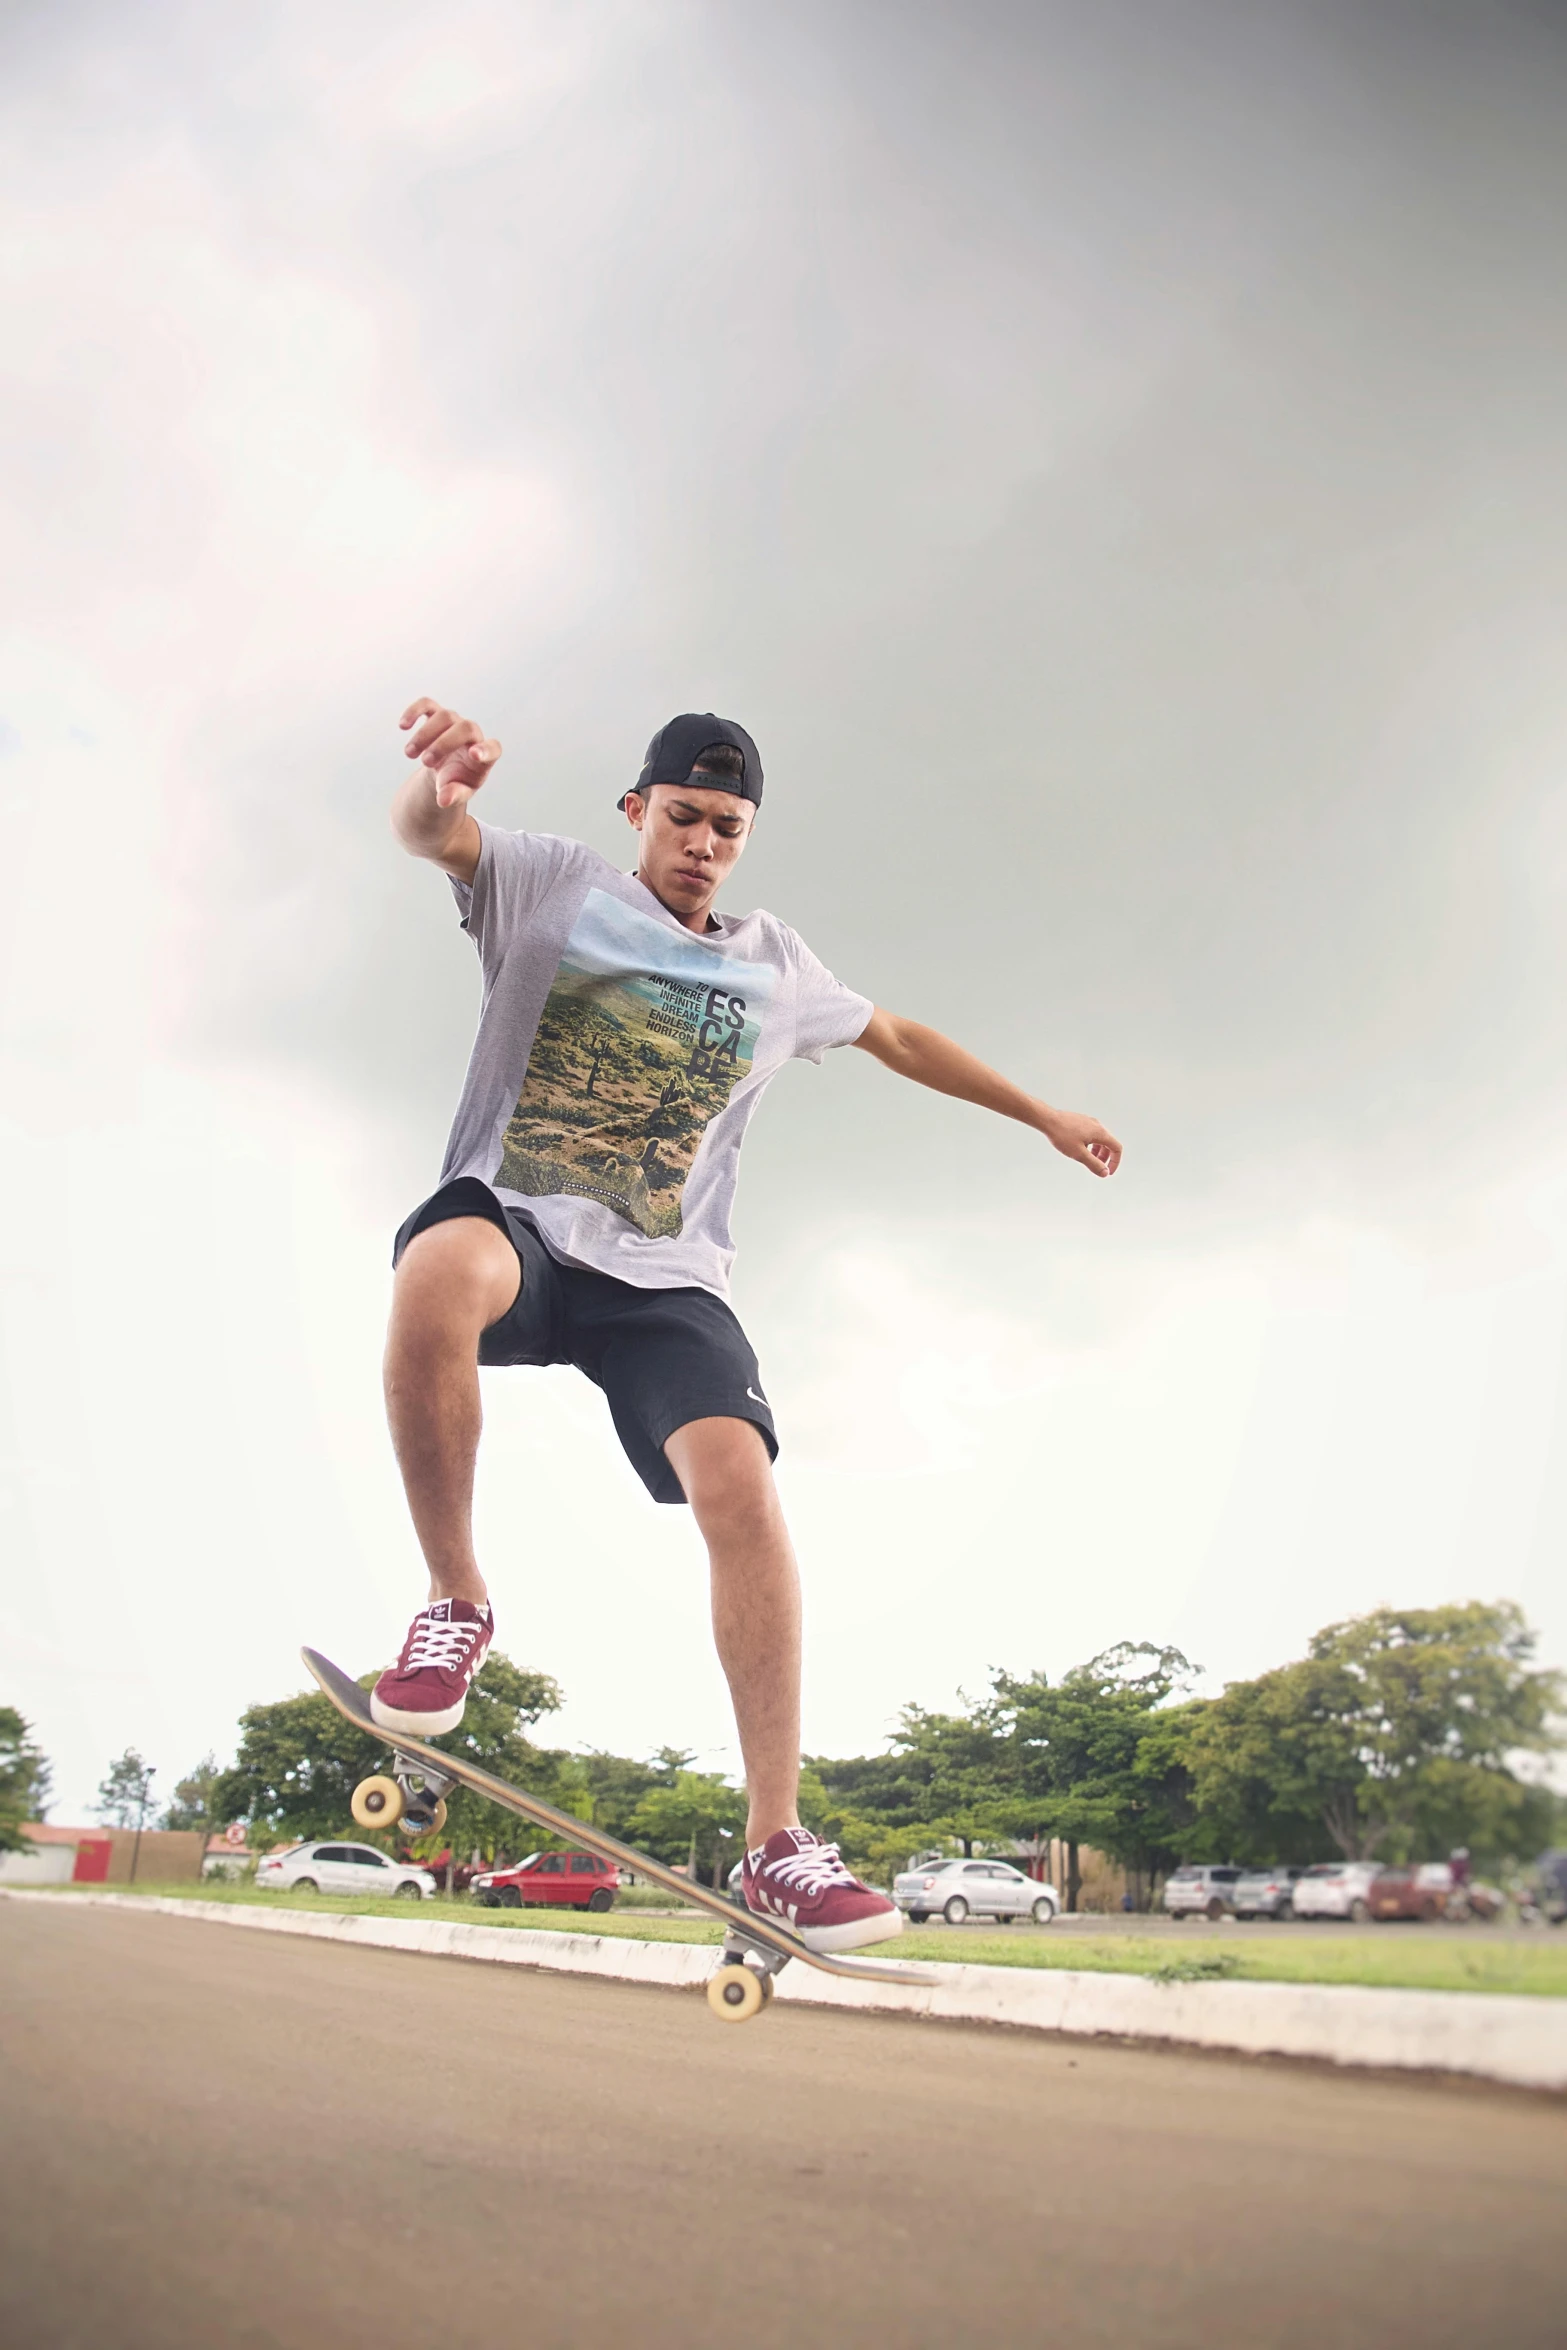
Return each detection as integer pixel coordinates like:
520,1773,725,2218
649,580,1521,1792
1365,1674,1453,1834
7,1889,1563,2091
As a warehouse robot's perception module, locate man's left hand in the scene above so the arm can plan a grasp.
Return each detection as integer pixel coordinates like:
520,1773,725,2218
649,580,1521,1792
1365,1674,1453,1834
1040,1108,1122,1178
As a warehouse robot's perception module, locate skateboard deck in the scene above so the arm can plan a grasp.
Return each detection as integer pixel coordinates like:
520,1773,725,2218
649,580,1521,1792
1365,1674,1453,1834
302,1648,933,2018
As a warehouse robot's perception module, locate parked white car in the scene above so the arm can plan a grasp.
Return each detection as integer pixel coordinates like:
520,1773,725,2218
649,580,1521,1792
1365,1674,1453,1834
255,1841,435,1900
1289,1860,1383,1922
1232,1865,1308,1920
893,1858,1060,1925
1163,1865,1245,1919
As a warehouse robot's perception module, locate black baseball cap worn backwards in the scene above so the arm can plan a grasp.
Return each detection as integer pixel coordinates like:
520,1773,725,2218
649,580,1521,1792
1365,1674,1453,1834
618,712,763,811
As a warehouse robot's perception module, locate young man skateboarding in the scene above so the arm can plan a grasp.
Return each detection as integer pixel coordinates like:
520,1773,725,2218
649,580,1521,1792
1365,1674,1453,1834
373,697,1122,1952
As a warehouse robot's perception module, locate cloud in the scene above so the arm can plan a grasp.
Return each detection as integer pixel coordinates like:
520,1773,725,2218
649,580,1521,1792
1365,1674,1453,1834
5,1,1567,1809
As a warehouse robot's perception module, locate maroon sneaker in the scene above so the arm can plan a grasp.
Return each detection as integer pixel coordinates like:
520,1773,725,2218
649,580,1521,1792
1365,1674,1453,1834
741,1827,904,1953
370,1598,494,1736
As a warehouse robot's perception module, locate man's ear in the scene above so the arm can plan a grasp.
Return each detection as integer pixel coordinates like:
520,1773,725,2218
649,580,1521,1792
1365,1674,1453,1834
623,790,647,833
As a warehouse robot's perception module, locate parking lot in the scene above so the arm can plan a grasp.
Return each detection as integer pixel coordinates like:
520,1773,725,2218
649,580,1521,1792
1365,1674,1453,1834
4,1895,1564,2350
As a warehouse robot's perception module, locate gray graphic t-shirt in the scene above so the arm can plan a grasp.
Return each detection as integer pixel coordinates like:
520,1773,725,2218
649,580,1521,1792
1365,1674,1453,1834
436,825,872,1298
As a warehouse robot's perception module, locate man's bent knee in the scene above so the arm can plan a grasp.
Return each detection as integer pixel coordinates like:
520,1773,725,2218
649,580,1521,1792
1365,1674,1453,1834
391,1216,521,1337
664,1416,777,1513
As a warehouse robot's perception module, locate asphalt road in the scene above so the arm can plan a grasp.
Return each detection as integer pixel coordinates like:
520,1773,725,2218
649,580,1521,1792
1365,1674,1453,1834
3,1901,1563,2350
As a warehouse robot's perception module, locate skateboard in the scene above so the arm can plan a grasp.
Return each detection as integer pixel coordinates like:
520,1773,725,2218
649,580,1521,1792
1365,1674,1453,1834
303,1648,934,2023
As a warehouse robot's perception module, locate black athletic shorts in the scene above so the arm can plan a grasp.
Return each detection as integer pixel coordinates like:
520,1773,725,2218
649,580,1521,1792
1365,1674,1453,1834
391,1177,778,1506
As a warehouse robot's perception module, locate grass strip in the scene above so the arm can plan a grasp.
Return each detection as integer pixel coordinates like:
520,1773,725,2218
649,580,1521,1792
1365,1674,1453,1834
33,1882,1567,1997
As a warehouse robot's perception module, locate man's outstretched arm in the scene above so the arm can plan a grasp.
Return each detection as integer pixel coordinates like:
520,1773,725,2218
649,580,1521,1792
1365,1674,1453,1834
391,698,502,884
853,1008,1122,1178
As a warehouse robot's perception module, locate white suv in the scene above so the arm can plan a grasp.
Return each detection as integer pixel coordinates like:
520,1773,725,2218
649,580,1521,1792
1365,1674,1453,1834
1162,1865,1245,1920
255,1841,435,1900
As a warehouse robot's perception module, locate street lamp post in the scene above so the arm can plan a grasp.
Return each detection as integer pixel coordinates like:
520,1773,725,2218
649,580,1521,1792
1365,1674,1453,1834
129,1766,153,1885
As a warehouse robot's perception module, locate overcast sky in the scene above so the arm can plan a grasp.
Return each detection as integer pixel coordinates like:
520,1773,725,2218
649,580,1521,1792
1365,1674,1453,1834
5,1,1566,1819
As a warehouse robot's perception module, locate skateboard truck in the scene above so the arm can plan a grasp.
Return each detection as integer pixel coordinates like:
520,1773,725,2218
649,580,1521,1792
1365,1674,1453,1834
350,1750,458,1838
707,1920,794,2021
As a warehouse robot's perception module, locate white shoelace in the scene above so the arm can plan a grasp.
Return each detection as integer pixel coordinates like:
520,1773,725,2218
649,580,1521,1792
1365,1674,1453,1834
762,1840,856,1894
405,1613,484,1674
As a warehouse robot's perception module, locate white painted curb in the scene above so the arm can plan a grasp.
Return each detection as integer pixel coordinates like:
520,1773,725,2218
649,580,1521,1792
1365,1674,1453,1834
7,1889,1564,2091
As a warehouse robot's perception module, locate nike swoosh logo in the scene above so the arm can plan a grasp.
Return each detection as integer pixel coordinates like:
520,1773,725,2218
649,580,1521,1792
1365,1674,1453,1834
747,1387,768,1406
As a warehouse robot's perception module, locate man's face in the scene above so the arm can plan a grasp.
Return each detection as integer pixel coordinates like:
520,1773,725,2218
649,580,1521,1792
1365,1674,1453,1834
624,777,755,926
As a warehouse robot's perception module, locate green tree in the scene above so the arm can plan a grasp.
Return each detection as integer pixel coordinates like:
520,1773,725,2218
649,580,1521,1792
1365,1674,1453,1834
1125,1699,1211,1876
0,1707,53,1853
162,1752,223,1840
1182,1602,1565,1867
812,1705,1018,1864
572,1746,687,1844
418,1656,565,1869
988,1644,1198,1904
627,1770,747,1887
886,1705,1020,1854
213,1653,563,1856
95,1746,158,1881
789,1763,903,1880
95,1747,156,1830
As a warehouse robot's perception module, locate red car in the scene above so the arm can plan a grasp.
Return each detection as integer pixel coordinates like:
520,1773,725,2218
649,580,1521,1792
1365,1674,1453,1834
472,1850,619,1913
1367,1862,1503,1923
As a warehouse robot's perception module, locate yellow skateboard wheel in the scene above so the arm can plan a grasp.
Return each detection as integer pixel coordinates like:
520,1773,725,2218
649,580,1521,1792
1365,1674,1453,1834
351,1774,405,1830
706,1963,771,2022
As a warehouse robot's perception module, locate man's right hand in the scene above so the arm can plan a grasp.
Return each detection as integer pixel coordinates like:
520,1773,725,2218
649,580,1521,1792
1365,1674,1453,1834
399,698,502,810
392,699,501,882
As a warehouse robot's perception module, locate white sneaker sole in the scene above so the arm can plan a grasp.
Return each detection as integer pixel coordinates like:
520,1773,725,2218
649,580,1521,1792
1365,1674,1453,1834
370,1691,467,1738
750,1905,905,1956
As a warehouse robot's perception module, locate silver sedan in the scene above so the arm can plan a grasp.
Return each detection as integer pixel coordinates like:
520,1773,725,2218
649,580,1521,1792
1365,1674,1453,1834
893,1858,1060,1925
